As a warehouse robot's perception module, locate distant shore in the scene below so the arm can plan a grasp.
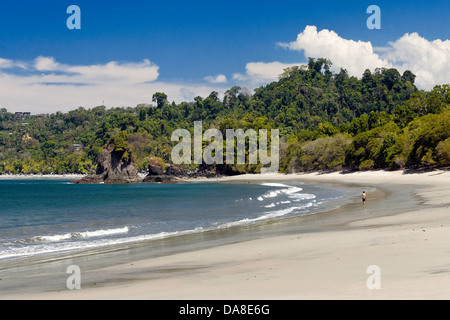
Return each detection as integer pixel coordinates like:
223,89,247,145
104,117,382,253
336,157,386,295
0,173,150,180
2,169,450,299
0,173,86,180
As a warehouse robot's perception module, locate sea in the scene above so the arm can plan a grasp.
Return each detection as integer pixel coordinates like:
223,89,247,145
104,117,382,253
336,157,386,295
0,179,353,263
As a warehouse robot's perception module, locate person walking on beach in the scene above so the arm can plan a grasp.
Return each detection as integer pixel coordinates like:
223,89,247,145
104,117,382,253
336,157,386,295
362,191,367,208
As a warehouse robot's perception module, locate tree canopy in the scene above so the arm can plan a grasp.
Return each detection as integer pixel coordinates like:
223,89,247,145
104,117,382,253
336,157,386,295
0,59,448,175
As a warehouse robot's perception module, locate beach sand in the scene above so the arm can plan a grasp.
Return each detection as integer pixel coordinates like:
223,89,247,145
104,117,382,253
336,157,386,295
0,174,86,180
1,170,450,300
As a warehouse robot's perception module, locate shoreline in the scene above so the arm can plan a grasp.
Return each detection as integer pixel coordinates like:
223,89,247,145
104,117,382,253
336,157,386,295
1,169,450,299
0,173,86,180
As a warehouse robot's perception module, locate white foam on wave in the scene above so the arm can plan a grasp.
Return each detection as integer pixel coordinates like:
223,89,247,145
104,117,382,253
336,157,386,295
30,226,130,243
0,227,204,260
78,227,130,238
258,183,316,203
290,193,316,201
260,183,290,188
218,202,314,229
1,194,321,261
261,186,304,199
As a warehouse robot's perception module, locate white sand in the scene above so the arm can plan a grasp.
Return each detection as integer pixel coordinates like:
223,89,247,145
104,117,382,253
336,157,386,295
0,174,85,180
2,170,450,300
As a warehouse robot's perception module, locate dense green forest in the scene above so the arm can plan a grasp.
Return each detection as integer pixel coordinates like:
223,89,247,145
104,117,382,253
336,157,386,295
0,58,449,175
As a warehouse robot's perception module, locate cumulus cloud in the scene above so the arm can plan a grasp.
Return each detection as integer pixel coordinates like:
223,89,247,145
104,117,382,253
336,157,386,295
277,25,392,76
377,32,450,89
204,74,228,84
34,56,61,71
233,61,306,84
0,56,223,113
278,25,450,90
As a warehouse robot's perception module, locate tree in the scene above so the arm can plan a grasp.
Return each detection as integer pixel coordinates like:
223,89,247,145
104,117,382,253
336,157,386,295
139,108,147,121
0,59,443,175
223,86,241,109
437,138,450,164
112,131,129,153
41,140,59,159
152,92,168,108
402,70,416,84
348,114,369,136
382,68,401,90
406,111,450,166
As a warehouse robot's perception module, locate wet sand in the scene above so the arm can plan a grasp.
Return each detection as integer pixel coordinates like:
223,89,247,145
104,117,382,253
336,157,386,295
1,170,450,300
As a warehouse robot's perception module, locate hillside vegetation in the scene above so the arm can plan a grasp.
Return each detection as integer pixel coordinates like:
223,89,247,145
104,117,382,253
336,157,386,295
1,58,449,175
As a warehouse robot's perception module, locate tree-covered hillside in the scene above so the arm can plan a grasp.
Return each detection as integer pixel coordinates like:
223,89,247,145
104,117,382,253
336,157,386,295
0,58,448,175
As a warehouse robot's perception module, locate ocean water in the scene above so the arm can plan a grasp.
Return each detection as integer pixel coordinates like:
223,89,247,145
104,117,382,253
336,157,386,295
0,179,348,262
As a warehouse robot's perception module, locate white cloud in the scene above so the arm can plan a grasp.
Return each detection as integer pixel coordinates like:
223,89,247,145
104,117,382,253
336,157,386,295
0,57,28,70
0,56,224,114
278,25,450,90
0,58,15,69
68,60,160,84
277,25,392,77
204,74,227,84
31,57,159,84
377,32,450,89
233,61,306,84
3,27,448,114
34,56,61,71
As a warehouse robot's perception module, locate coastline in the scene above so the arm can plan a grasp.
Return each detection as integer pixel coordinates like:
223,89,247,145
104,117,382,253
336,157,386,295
1,169,450,299
0,174,86,180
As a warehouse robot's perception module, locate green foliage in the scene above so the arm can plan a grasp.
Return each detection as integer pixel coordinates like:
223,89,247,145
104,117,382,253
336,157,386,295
393,85,450,127
406,111,450,166
437,138,450,164
293,134,352,172
0,59,448,175
344,122,401,170
152,92,168,108
112,131,129,153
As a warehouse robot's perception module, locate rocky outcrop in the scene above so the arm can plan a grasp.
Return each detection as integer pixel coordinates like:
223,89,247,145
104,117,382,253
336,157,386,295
147,156,165,176
143,157,187,183
143,157,239,183
73,149,240,185
165,164,188,176
193,163,240,178
73,142,141,184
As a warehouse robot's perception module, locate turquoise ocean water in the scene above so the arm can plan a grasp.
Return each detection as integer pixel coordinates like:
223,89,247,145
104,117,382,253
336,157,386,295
0,179,349,262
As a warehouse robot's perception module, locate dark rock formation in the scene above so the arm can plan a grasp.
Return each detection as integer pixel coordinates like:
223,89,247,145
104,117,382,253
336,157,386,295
165,164,188,177
146,156,165,176
192,163,240,178
73,148,240,185
143,157,187,183
72,142,141,184
143,157,239,183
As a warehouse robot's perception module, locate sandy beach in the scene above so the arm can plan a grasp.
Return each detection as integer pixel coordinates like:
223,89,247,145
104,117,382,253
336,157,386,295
0,174,86,180
1,169,450,300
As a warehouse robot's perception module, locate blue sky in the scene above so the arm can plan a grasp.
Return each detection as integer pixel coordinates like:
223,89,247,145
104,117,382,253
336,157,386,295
0,0,449,113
